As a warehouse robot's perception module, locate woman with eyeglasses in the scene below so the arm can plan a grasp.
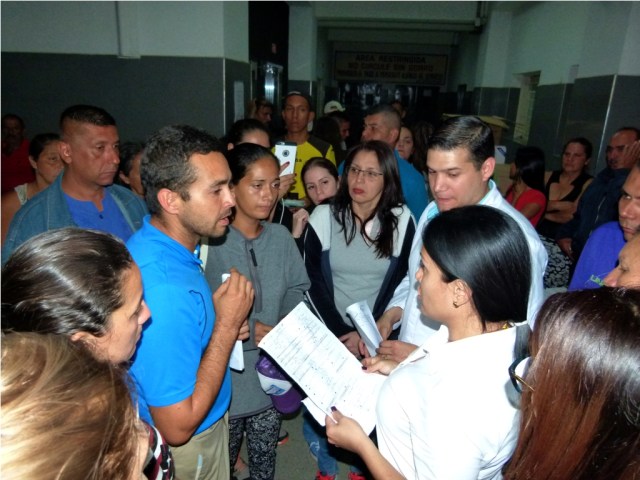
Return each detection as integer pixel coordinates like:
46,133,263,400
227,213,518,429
325,205,531,480
503,287,640,480
303,140,415,480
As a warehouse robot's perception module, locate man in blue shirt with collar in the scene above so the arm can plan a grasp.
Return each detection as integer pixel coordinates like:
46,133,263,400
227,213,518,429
2,104,147,261
127,125,254,480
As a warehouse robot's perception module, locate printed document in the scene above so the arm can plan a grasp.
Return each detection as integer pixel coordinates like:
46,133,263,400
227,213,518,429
258,302,385,434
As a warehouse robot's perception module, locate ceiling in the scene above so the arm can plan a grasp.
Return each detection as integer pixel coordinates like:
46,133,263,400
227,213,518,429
289,1,539,45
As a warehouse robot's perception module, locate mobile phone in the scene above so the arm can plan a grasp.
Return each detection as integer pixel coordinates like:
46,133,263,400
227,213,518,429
274,141,297,176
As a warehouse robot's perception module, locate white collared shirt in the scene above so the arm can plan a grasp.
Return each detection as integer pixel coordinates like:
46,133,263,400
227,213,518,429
376,326,520,480
388,180,548,346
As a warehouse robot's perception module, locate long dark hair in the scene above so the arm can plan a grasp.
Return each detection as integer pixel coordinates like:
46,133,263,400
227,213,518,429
224,118,271,148
513,146,546,192
423,205,531,328
332,140,405,258
2,228,134,338
118,141,145,177
408,121,433,174
504,288,640,479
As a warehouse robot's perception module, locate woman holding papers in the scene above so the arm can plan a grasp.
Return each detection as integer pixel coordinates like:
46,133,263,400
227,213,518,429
304,140,415,354
304,140,415,480
204,143,310,480
326,205,531,480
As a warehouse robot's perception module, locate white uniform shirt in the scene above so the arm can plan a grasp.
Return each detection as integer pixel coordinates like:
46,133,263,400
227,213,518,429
388,180,548,346
376,326,521,480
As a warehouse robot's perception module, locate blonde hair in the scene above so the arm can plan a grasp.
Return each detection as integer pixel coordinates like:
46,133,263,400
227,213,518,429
1,332,143,479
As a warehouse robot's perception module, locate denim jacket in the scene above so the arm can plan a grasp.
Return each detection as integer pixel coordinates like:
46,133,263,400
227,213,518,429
2,174,147,263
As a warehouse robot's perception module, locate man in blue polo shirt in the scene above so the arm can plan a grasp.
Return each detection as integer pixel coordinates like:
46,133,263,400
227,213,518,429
127,125,254,480
2,104,147,261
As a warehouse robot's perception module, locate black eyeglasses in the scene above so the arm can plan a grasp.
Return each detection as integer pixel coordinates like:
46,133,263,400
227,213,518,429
509,356,534,393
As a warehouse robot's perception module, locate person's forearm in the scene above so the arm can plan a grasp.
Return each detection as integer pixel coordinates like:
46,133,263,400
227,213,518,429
191,322,238,414
544,210,573,224
519,203,542,220
356,439,405,480
153,322,238,445
377,306,403,340
546,199,575,214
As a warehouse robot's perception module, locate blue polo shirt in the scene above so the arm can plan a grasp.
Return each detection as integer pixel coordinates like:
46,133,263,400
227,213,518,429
127,216,231,434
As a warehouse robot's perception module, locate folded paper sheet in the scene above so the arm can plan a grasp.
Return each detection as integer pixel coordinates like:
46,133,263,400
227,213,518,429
346,300,383,358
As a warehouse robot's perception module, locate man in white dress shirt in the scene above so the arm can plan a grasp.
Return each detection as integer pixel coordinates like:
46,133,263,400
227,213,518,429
373,115,548,362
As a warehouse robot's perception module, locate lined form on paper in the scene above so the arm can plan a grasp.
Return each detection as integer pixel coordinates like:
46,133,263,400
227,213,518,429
258,302,385,434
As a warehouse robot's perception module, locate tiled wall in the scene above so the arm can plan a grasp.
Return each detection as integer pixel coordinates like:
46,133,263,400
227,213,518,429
467,76,640,172
1,52,250,141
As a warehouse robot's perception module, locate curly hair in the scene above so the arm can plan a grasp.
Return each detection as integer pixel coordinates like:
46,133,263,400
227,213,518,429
141,124,222,215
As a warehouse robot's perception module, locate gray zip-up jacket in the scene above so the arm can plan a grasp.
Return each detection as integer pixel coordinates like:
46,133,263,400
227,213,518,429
204,222,310,417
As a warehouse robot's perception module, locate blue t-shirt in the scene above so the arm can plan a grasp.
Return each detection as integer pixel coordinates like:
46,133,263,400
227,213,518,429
127,216,231,434
569,221,625,290
65,189,134,241
338,150,427,219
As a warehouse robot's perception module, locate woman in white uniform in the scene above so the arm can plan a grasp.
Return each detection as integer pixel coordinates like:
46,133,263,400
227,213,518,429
326,205,532,480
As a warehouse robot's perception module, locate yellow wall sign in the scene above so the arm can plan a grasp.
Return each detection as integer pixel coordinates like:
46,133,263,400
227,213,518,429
334,52,448,85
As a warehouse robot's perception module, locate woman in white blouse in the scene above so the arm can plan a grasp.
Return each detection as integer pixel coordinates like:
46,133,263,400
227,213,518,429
326,205,532,480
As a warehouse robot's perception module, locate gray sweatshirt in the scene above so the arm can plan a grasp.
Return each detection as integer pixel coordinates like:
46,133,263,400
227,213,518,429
204,222,310,417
